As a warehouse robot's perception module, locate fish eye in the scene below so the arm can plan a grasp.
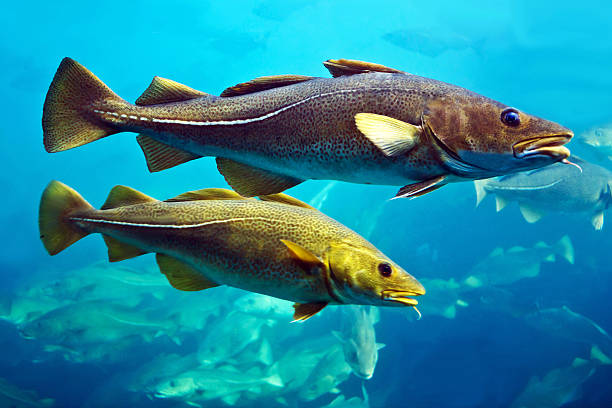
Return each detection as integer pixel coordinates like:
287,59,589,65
378,262,392,277
500,108,521,127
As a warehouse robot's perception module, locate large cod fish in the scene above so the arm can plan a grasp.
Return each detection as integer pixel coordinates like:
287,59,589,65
43,58,573,198
39,182,425,321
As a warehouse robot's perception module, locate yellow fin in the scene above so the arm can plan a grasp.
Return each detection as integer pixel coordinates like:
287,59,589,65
323,59,404,77
281,239,325,273
495,196,509,212
103,235,147,262
156,253,219,291
166,188,246,202
101,185,156,210
39,180,93,255
216,158,303,197
519,205,544,223
220,75,314,97
292,302,327,322
258,193,315,210
137,135,202,172
355,113,420,156
135,77,208,105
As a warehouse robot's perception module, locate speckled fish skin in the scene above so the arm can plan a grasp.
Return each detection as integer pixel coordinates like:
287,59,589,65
42,58,573,197
39,182,424,311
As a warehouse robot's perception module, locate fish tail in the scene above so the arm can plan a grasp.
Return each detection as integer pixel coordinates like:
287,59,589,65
39,180,93,255
554,235,574,264
473,179,487,206
43,57,125,152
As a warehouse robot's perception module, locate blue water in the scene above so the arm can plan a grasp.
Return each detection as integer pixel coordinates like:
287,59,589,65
2,0,612,406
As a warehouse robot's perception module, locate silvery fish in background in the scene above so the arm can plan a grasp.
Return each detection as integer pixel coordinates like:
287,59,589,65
475,157,612,229
42,57,572,199
579,122,612,161
333,306,384,380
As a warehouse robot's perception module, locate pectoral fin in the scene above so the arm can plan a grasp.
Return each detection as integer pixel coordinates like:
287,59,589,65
280,239,325,273
216,158,303,197
519,205,544,223
355,113,420,156
156,253,219,291
394,175,447,199
292,302,327,322
137,135,202,172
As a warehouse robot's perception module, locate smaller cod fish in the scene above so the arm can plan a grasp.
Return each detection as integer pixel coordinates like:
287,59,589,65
475,156,612,229
580,122,612,161
43,57,573,199
39,182,425,321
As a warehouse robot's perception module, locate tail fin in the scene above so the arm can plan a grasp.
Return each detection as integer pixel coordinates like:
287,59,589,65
43,57,123,152
554,235,574,264
39,181,93,255
474,179,487,206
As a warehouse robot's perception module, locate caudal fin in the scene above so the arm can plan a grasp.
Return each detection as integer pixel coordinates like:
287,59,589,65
39,181,93,255
43,57,123,152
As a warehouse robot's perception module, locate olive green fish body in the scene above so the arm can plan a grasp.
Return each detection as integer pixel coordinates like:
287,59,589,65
39,182,425,320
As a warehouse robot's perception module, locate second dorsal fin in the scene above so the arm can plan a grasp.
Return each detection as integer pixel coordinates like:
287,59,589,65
323,59,405,77
135,77,208,106
165,188,247,202
101,185,156,210
220,75,314,97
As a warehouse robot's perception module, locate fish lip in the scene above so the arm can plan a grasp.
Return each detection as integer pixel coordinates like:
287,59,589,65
381,289,424,306
512,135,572,160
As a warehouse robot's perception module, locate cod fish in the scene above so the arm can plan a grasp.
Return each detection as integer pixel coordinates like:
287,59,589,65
42,58,573,199
463,236,574,288
579,122,612,161
333,306,384,380
39,182,425,321
475,156,612,229
0,377,54,408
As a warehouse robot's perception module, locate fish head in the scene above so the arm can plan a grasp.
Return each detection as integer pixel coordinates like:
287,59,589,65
423,94,573,177
580,123,612,148
19,317,64,341
326,241,425,307
341,337,378,379
154,377,196,399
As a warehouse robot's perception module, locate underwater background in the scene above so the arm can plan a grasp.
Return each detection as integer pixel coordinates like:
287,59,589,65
2,0,612,406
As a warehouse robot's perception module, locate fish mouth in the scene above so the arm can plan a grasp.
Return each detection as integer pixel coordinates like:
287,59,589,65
381,289,424,306
513,135,572,160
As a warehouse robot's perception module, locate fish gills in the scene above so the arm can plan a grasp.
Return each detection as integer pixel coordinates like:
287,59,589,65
43,58,123,152
39,180,93,255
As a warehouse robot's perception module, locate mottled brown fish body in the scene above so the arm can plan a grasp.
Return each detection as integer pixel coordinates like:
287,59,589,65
39,182,425,319
43,58,572,198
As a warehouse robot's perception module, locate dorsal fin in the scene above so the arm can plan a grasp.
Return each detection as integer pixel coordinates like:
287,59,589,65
220,75,314,97
101,185,156,210
258,193,315,210
156,253,219,291
136,77,208,106
136,134,202,172
323,59,405,77
165,188,246,202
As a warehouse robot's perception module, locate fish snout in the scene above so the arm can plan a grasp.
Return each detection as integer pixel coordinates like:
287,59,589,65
512,134,572,161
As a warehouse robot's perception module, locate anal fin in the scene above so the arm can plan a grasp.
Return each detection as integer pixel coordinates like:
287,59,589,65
102,235,148,262
519,204,544,223
156,253,219,291
292,302,327,322
136,135,202,172
495,196,509,212
216,158,303,197
394,176,446,199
